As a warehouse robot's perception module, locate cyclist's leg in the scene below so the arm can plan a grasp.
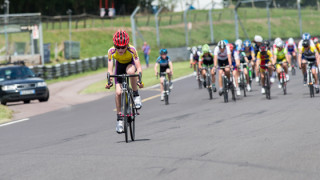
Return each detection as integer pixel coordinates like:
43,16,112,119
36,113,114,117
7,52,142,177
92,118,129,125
115,83,122,113
244,67,249,85
233,68,239,87
312,66,318,85
210,66,215,84
282,60,288,74
127,64,138,91
160,76,164,93
260,67,265,86
166,68,172,81
276,63,281,81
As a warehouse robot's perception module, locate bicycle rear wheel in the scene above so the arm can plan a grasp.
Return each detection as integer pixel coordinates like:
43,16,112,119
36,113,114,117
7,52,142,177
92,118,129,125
121,92,129,143
198,78,202,89
241,73,246,97
265,72,271,100
164,80,169,105
223,76,228,103
292,67,296,76
309,85,314,98
128,94,135,141
282,73,287,95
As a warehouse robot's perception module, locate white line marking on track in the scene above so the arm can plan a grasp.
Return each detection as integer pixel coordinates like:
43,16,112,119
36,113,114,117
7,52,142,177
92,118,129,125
0,118,30,127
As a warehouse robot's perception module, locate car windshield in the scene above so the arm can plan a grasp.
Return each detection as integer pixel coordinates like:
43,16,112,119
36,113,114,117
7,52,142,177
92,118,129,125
0,66,35,81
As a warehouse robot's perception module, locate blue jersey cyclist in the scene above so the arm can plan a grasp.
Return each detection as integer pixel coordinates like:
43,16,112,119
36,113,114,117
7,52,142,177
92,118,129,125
105,30,144,134
154,49,174,101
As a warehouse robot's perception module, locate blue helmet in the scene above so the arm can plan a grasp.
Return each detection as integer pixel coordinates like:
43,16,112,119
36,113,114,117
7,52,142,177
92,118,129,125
243,40,251,47
223,39,229,44
160,49,168,55
302,33,311,40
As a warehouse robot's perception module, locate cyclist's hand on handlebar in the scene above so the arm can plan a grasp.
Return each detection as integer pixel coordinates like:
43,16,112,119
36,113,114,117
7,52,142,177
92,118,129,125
137,81,144,88
105,81,113,89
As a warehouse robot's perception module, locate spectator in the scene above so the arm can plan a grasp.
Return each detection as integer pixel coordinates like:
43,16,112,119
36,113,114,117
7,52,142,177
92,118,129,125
142,42,151,67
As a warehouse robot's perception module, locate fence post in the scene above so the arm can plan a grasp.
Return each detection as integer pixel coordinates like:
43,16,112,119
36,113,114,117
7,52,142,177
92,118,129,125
234,1,241,40
130,6,140,48
209,6,214,43
169,15,173,25
266,0,272,40
297,0,302,36
155,7,164,47
184,7,190,47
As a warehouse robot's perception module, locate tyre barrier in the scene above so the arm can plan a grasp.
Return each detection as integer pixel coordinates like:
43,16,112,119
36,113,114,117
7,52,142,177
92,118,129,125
62,62,69,77
45,65,53,80
76,60,83,73
28,56,108,80
69,61,76,75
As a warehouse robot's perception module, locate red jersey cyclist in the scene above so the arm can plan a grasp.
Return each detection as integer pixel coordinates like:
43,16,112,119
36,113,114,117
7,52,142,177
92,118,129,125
105,30,144,133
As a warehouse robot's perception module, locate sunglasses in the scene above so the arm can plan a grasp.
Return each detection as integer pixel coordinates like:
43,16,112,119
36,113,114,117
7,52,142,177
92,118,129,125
115,46,127,49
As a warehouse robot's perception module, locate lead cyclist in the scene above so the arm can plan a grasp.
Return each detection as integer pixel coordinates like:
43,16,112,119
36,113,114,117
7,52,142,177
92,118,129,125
105,30,144,133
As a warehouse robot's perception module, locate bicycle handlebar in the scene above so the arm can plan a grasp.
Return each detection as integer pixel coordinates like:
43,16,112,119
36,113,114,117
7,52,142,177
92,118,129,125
107,72,142,88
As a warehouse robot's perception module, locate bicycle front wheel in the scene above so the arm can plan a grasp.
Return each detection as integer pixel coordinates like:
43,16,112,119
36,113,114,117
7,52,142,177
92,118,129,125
241,73,246,97
121,92,129,143
265,72,271,100
128,94,135,141
223,76,228,103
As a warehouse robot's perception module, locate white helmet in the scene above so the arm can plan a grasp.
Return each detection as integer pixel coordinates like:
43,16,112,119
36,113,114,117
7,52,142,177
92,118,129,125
288,38,294,45
217,40,227,49
235,39,243,50
276,40,284,48
254,35,263,43
274,37,282,45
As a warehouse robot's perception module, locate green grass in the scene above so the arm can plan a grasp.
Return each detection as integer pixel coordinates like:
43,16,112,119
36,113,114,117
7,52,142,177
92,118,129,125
45,67,107,84
81,61,191,94
0,105,13,124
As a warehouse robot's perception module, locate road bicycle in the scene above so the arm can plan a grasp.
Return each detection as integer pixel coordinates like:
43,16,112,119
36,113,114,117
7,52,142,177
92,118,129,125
201,66,214,99
158,72,171,105
259,64,272,100
275,61,288,95
220,65,236,103
239,63,248,97
107,72,141,143
302,61,316,98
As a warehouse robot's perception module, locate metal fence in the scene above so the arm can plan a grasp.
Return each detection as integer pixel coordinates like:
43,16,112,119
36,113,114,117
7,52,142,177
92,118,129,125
130,1,320,50
29,55,107,80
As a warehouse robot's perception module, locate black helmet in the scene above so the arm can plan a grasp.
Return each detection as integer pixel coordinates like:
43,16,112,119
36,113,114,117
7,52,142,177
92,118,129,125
302,40,310,47
263,40,270,48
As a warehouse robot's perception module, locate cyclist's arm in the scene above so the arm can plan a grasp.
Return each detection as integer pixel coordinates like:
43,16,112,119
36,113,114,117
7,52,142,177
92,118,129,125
298,52,302,68
107,49,115,75
154,59,159,75
226,47,232,66
199,54,204,69
169,61,173,75
189,53,193,65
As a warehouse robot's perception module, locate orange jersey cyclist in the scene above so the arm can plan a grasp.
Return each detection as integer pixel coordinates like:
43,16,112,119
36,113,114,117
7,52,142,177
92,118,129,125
256,44,273,94
105,30,144,133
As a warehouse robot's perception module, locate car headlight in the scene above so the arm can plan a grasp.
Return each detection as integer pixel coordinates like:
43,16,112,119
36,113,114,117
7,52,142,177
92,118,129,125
2,85,17,91
37,82,47,87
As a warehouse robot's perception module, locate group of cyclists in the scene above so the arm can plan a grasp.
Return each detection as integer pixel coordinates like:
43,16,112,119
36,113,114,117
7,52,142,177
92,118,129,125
105,29,320,134
189,32,320,96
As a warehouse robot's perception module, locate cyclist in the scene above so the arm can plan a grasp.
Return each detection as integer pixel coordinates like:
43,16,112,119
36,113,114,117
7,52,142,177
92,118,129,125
273,40,289,88
298,33,315,52
240,40,255,91
298,40,319,92
230,43,241,96
154,49,174,101
273,37,282,52
214,40,232,96
253,35,263,82
190,46,200,77
285,38,298,70
105,30,144,133
199,44,216,92
264,40,272,53
256,44,273,94
235,39,243,51
312,37,320,53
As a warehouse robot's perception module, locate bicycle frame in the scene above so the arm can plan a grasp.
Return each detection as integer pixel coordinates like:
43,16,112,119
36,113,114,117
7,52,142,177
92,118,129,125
275,61,287,95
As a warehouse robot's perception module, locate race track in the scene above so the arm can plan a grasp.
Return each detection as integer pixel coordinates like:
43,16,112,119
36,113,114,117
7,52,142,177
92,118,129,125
1,70,320,180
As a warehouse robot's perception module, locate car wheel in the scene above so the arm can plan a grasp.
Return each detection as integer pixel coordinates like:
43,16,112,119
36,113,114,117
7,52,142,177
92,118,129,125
1,100,7,105
24,100,31,104
39,92,49,102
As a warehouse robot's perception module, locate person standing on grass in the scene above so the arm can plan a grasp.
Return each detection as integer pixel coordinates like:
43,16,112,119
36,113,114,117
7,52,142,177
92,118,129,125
142,42,151,67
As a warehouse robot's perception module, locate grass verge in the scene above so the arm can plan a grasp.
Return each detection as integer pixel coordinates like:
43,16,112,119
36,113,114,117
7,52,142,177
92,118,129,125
0,105,13,124
80,61,191,94
45,67,107,85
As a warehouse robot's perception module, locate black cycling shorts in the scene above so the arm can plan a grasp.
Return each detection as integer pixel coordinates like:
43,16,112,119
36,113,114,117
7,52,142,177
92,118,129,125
115,60,136,84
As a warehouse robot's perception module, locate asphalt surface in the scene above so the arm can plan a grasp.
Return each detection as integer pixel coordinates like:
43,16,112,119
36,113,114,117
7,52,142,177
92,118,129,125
1,69,320,180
